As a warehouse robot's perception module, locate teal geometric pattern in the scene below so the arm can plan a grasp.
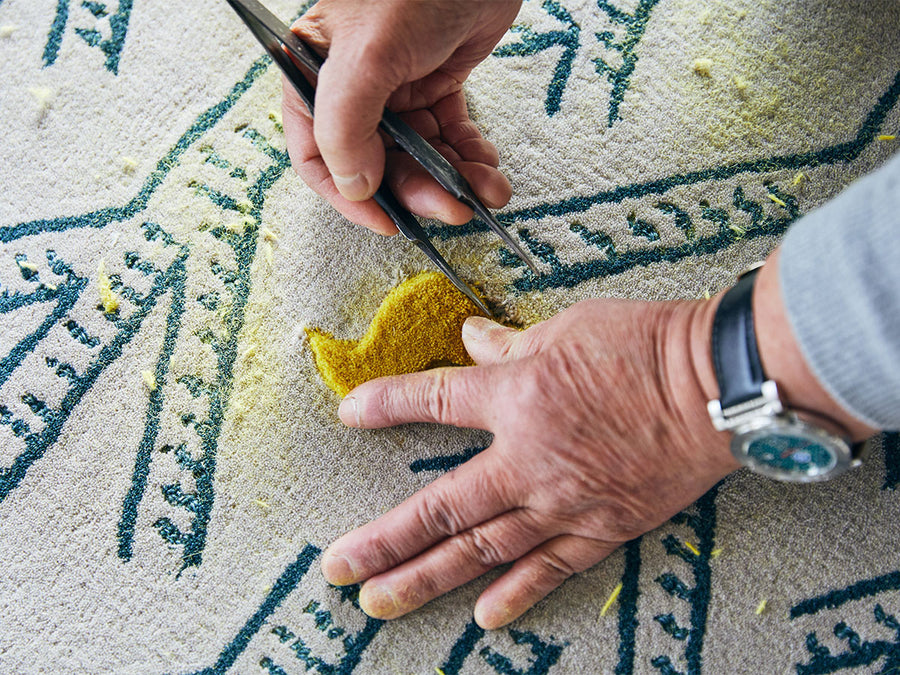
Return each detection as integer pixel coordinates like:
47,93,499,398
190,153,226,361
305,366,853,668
494,0,663,124
494,0,581,117
430,71,900,296
183,543,566,674
43,0,134,74
614,487,721,675
0,54,285,572
4,3,900,669
792,572,900,674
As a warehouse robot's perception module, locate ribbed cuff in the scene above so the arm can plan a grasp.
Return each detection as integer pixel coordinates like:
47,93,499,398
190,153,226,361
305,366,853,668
779,152,900,430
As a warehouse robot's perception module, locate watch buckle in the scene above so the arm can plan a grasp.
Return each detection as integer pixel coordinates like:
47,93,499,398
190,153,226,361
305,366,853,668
708,380,784,432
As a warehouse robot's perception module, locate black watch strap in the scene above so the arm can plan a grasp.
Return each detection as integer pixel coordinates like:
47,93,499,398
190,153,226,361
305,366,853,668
711,267,764,410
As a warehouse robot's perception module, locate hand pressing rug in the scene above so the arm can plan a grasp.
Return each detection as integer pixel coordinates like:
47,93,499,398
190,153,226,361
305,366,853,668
1,0,899,673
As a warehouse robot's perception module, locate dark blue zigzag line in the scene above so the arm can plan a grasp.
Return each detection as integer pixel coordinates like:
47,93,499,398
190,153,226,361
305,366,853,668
615,537,642,675
0,53,272,244
883,431,900,490
791,570,900,620
0,254,185,502
427,69,900,240
115,150,291,569
171,156,290,570
183,544,321,675
684,486,719,674
614,484,721,675
0,276,85,391
117,255,188,561
0,286,63,314
4,1,322,244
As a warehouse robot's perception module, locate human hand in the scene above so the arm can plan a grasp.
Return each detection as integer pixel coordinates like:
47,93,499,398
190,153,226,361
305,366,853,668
321,297,741,628
282,0,521,234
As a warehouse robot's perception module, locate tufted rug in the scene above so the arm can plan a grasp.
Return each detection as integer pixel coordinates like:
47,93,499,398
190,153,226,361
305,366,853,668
2,0,900,673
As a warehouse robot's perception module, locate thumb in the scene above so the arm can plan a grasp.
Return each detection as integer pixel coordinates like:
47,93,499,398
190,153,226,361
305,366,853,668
461,317,522,365
312,37,400,202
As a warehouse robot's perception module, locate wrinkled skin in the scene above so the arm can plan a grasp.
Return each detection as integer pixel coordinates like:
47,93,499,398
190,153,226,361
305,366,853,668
323,300,740,629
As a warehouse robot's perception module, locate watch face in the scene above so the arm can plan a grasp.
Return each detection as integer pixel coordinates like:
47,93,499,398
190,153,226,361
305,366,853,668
745,433,836,475
732,417,854,482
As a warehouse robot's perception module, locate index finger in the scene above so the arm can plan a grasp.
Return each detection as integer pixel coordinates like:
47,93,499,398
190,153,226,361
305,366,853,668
338,364,498,430
321,447,521,586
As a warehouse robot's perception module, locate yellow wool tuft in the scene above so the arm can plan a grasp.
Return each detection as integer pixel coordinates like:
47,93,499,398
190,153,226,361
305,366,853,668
97,260,120,314
878,134,896,141
305,272,487,397
141,370,157,391
601,582,623,617
225,216,254,234
692,58,713,77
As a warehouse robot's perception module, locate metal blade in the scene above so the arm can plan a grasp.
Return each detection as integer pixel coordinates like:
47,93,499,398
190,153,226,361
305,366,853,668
372,187,492,317
465,199,540,274
226,0,323,73
410,240,492,317
380,109,540,274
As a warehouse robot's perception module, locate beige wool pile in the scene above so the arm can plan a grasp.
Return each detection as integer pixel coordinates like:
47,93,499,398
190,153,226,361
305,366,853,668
1,0,899,673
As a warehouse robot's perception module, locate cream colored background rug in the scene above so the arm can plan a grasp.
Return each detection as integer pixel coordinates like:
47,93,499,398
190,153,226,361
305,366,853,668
2,0,900,672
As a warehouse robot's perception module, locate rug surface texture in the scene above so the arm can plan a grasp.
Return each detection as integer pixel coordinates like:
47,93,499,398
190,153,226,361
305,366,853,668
2,0,900,673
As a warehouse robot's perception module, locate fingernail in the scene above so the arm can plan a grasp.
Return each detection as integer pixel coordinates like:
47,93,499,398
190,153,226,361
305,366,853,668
338,395,361,427
359,583,402,619
332,172,371,202
321,550,357,585
474,602,514,630
462,316,497,341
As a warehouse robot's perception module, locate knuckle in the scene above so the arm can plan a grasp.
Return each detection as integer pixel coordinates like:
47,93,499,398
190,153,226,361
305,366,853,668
456,529,510,569
363,529,405,570
535,549,578,581
415,490,463,539
290,12,330,49
424,370,461,426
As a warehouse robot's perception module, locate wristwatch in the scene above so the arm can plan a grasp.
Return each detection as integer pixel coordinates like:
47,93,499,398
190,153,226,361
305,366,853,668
707,264,865,482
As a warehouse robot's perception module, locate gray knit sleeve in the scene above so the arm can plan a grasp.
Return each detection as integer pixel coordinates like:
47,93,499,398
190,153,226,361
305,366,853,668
779,151,900,430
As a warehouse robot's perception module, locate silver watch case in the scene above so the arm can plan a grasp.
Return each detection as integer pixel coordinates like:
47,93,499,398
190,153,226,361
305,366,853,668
708,380,860,482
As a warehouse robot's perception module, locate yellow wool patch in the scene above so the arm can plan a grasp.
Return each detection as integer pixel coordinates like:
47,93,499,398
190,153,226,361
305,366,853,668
141,370,157,391
692,58,713,77
97,260,120,314
305,272,486,397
